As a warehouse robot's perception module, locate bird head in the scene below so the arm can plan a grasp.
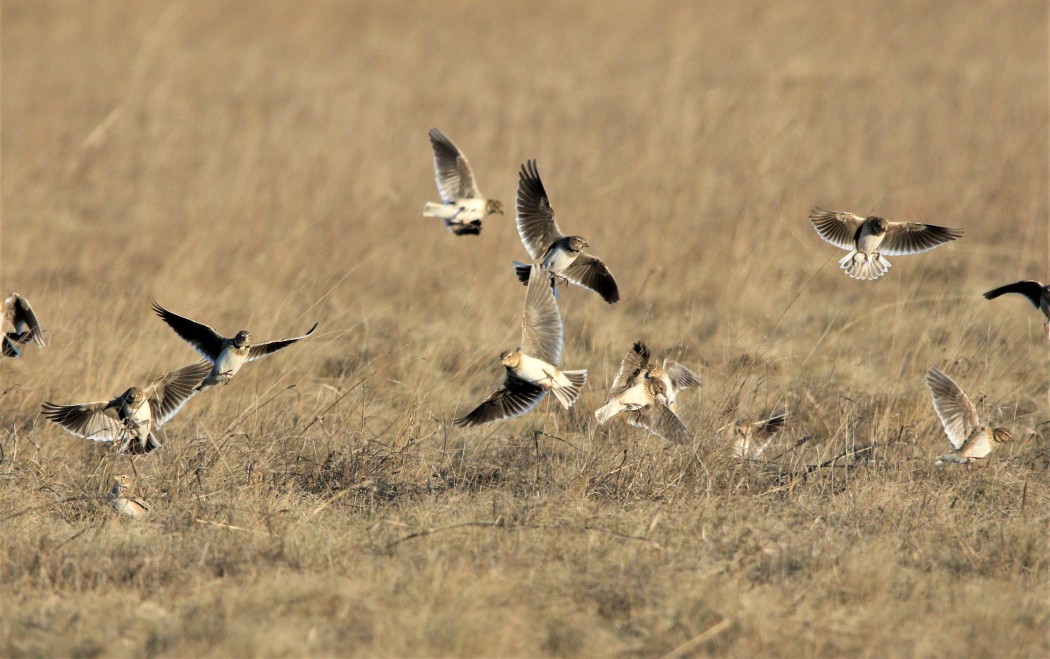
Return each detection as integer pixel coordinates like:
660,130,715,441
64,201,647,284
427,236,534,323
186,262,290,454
992,427,1013,444
233,330,251,348
868,217,888,235
500,350,521,369
568,236,589,251
112,474,132,494
487,199,505,215
125,387,145,406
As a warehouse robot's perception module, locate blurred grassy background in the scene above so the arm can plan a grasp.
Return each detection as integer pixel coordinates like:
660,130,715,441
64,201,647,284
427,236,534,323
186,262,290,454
1,1,1048,655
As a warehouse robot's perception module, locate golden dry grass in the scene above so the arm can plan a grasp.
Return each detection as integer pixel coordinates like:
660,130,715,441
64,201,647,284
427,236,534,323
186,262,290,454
1,0,1048,656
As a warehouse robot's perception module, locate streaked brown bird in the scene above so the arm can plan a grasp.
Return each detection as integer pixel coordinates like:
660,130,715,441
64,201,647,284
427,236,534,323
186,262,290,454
594,370,692,445
42,361,211,454
983,280,1050,338
108,474,150,520
512,160,619,303
152,302,317,390
455,265,587,427
925,367,1012,466
731,412,788,460
607,341,701,408
809,207,963,281
2,293,45,358
422,128,504,236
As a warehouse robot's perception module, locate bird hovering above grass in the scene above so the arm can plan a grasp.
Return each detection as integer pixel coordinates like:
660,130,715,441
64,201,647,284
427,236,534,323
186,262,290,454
152,302,317,390
512,160,619,303
607,341,700,409
983,280,1050,338
455,265,587,427
925,367,1012,466
42,360,211,454
2,293,45,358
422,128,504,236
809,207,963,281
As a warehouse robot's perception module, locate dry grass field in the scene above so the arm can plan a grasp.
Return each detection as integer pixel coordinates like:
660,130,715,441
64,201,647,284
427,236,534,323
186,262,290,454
2,1,1048,656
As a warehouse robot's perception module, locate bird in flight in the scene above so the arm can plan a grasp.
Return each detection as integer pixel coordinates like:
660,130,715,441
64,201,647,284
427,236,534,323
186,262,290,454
2,293,45,358
455,265,587,427
925,367,1012,466
512,160,619,303
42,360,211,454
983,280,1050,338
422,128,504,236
152,302,317,390
594,368,692,445
809,207,963,281
607,341,701,408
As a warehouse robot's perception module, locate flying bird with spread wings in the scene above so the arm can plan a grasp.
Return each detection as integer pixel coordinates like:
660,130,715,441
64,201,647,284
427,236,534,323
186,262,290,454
422,128,504,236
925,367,1012,466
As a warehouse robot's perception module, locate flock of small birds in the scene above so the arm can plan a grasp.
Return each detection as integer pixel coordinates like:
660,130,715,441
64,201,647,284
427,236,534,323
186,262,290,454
3,127,1047,517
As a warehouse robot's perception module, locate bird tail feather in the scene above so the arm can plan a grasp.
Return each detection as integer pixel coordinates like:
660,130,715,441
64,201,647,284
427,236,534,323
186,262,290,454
551,369,587,409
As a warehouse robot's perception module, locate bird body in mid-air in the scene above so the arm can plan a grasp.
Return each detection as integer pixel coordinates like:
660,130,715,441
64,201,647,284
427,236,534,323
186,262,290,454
455,264,587,427
512,160,619,303
983,280,1050,338
423,128,504,236
42,360,211,454
152,302,318,390
2,293,45,358
809,207,963,281
925,367,1012,465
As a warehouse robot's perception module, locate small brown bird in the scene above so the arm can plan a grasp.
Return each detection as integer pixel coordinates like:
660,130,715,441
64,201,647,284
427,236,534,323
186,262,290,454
608,341,701,408
595,372,692,444
152,302,317,390
42,361,211,454
925,367,1012,465
809,207,963,281
422,128,504,236
983,280,1050,338
731,412,788,460
455,265,587,427
512,160,619,303
2,293,45,358
108,474,150,520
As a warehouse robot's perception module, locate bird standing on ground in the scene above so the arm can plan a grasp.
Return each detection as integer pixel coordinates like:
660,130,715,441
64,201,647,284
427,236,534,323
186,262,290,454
455,265,587,427
512,160,619,303
925,367,1012,465
42,360,211,454
983,280,1050,338
809,207,963,281
731,412,788,460
422,128,504,236
2,293,45,358
152,302,318,390
108,474,150,520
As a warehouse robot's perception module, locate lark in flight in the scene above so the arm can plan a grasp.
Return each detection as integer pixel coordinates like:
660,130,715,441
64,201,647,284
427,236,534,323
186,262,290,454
108,474,150,520
152,302,317,390
606,341,700,408
42,360,211,454
925,367,1012,465
512,160,619,303
809,207,963,281
2,293,45,358
983,280,1050,338
422,128,504,236
455,265,587,427
594,370,692,445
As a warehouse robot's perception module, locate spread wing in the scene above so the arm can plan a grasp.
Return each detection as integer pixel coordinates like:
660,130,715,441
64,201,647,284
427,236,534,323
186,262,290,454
429,128,480,201
881,222,963,255
611,342,650,394
515,160,564,260
809,207,865,250
983,280,1045,309
561,252,619,304
925,368,981,450
152,302,226,361
520,266,562,365
755,411,788,436
247,323,318,361
41,399,124,442
627,402,692,444
144,361,212,426
662,359,701,393
9,294,45,347
453,375,546,427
